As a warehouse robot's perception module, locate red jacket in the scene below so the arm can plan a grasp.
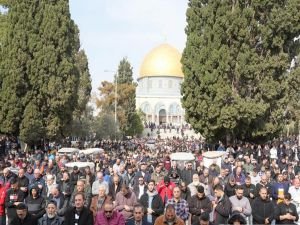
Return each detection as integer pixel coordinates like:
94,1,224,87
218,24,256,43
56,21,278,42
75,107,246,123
157,180,175,204
0,185,8,216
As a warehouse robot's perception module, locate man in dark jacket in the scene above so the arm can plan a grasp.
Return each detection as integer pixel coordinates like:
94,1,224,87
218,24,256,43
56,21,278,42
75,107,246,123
255,174,272,197
212,184,231,225
124,165,136,188
10,203,38,225
70,166,83,187
83,166,95,188
69,180,92,208
30,169,46,195
180,181,191,201
58,171,73,204
17,168,29,197
5,178,25,224
181,162,196,184
2,168,17,187
26,185,46,219
56,164,67,183
252,187,275,224
139,180,164,224
224,176,237,197
126,204,151,225
275,193,299,224
192,212,213,225
64,193,93,225
242,176,256,204
133,176,147,200
188,185,212,224
38,200,64,225
48,185,68,216
108,175,122,200
135,162,151,184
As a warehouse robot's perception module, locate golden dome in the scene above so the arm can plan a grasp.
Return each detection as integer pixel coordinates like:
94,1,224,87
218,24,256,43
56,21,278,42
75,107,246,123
139,43,184,78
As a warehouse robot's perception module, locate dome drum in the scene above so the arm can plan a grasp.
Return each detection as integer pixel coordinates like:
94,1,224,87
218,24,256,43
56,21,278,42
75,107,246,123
136,43,185,126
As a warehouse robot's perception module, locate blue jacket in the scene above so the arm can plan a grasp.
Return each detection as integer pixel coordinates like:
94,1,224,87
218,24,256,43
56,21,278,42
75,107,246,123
271,182,289,200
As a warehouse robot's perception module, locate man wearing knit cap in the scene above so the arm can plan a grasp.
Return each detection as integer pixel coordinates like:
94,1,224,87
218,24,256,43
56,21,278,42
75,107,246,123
10,203,37,225
188,185,212,224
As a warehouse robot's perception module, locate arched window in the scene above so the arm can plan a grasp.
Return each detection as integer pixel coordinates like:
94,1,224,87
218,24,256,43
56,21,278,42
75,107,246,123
159,80,162,88
141,102,151,114
169,103,181,116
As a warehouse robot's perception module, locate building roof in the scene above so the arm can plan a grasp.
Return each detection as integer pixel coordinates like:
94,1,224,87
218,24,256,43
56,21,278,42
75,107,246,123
139,43,184,79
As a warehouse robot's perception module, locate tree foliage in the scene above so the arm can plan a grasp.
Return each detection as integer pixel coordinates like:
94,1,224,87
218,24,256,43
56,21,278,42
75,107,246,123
96,81,116,113
181,0,300,143
73,49,92,118
286,60,300,122
0,3,8,45
67,49,92,139
115,58,142,136
93,113,119,140
69,105,94,139
0,0,34,136
116,58,134,84
96,58,143,138
0,0,82,143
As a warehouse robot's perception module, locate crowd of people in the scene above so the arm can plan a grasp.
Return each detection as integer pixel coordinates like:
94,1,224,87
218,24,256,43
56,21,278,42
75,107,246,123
0,135,299,225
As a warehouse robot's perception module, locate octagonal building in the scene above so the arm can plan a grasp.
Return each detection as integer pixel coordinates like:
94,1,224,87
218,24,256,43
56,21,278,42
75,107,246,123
136,43,185,125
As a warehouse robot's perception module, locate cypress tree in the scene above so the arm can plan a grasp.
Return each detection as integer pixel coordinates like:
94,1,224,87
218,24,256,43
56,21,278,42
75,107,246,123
74,49,92,118
0,0,81,143
22,0,80,141
181,0,300,143
68,49,92,139
115,58,142,136
0,1,36,135
0,1,8,45
116,58,134,84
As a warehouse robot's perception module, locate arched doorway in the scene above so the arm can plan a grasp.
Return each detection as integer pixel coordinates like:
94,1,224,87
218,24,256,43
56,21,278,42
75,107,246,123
159,109,166,125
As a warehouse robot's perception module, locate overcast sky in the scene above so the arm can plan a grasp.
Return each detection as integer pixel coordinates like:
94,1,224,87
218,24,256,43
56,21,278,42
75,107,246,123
69,0,188,92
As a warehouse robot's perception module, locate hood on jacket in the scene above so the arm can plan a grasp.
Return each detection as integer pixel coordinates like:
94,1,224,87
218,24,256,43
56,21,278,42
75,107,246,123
29,184,40,197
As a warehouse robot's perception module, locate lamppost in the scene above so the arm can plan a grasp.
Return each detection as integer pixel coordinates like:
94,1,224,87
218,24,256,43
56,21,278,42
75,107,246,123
104,70,118,139
114,75,117,125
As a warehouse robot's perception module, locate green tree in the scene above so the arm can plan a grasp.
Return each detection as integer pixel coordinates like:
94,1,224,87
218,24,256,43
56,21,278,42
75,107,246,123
67,49,92,139
0,0,81,143
0,0,35,135
0,4,8,45
116,57,134,84
73,49,92,118
286,57,300,135
126,111,144,137
116,58,142,136
96,81,116,113
181,0,300,143
93,113,119,140
69,105,94,139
